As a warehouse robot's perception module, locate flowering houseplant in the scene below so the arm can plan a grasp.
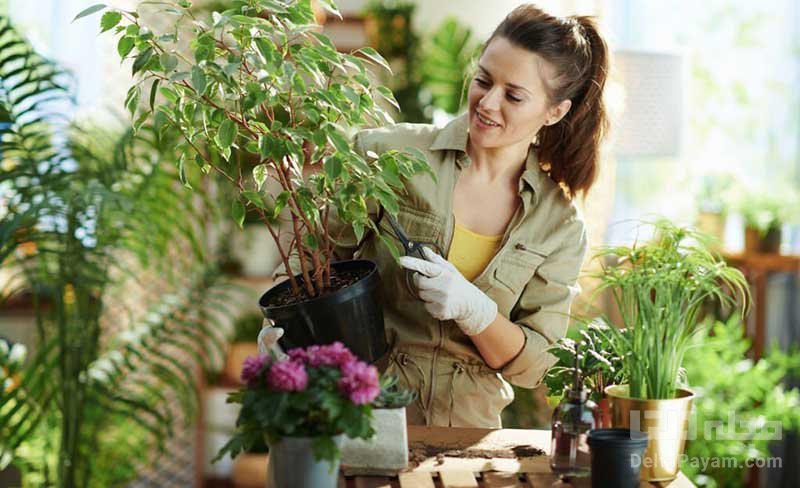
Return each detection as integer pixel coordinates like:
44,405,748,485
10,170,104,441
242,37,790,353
215,341,379,464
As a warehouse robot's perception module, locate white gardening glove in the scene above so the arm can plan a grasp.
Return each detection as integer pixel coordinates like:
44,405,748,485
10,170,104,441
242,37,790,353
257,319,287,360
398,247,498,336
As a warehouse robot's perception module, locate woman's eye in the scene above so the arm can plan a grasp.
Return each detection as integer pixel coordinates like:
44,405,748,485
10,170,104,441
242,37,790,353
475,78,490,87
507,93,522,103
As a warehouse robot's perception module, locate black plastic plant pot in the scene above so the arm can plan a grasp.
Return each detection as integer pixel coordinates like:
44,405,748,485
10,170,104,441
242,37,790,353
587,428,649,488
258,259,387,363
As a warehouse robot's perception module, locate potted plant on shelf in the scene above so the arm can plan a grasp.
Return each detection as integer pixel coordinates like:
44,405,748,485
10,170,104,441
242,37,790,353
544,320,624,429
734,185,799,254
593,220,749,482
341,374,415,474
694,171,735,250
83,0,432,362
214,342,379,488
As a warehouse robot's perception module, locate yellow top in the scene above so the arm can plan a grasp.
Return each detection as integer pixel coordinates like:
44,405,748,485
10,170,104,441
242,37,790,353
446,223,503,282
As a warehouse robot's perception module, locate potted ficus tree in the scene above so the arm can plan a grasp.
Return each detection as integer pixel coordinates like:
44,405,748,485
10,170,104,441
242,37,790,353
593,220,750,482
82,0,431,362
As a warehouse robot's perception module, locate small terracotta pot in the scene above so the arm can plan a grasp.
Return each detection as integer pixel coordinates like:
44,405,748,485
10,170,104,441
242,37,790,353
595,398,613,429
224,342,259,385
232,452,268,488
744,226,782,254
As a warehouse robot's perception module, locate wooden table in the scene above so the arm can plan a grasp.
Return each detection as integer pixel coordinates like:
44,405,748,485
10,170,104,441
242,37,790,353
339,426,695,488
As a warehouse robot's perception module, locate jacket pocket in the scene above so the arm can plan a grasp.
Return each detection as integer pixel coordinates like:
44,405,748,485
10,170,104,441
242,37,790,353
377,204,442,248
385,352,429,423
494,242,548,293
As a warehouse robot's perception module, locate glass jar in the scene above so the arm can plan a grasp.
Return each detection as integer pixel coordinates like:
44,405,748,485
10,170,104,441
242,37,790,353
550,388,597,476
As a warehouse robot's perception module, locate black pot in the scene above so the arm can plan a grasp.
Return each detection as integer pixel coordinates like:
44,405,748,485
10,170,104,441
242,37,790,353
258,259,386,363
587,428,649,488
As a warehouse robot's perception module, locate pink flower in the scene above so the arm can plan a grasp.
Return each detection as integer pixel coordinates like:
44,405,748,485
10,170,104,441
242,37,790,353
308,342,357,368
240,355,268,384
267,360,308,392
338,360,380,405
287,347,309,364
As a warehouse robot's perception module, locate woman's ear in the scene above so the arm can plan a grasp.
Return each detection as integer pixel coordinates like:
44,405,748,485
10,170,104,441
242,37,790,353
545,99,572,126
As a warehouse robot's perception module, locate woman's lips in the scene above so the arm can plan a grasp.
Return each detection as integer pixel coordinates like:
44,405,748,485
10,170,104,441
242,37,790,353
474,111,501,130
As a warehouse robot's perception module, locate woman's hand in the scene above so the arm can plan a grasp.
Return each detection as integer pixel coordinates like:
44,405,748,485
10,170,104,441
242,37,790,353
399,247,498,336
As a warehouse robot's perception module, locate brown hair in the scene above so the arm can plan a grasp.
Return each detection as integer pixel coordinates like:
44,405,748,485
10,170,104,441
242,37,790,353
487,4,609,197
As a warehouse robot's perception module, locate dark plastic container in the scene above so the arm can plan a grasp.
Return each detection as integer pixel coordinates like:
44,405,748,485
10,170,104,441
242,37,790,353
258,259,386,363
587,428,649,488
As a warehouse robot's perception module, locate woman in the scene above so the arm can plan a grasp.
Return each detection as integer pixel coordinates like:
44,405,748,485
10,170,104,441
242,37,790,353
268,4,609,428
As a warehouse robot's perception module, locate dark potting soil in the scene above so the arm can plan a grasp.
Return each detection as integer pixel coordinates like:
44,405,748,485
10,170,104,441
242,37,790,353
407,441,546,467
266,266,370,307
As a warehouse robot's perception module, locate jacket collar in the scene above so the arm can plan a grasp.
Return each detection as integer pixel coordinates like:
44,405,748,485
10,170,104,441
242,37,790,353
429,112,544,198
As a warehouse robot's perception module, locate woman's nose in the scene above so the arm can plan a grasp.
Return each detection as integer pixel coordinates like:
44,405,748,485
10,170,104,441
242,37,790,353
479,87,503,111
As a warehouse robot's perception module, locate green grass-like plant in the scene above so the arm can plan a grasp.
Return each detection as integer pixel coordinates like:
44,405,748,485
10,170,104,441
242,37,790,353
594,220,750,399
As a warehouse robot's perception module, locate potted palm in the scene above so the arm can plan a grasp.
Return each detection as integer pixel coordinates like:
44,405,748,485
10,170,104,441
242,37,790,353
83,0,431,362
694,171,735,250
594,220,749,481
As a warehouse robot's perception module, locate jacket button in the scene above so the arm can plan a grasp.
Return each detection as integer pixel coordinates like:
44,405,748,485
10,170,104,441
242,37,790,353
515,243,526,250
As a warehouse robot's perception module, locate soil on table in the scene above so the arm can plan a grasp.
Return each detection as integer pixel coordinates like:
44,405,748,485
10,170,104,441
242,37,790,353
408,441,546,468
267,266,369,307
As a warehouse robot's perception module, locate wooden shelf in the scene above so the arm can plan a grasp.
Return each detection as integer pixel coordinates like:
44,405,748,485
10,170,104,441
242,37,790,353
722,251,800,360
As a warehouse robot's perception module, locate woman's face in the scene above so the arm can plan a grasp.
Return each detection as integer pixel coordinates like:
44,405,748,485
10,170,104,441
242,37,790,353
467,36,570,151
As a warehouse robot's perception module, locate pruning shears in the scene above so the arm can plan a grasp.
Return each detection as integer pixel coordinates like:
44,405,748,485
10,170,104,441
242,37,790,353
383,213,443,300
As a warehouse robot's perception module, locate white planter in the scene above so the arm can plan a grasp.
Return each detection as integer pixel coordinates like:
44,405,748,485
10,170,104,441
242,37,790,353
204,430,236,478
341,407,408,475
203,386,240,430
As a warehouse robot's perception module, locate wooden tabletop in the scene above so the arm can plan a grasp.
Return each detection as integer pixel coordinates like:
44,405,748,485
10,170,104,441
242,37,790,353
339,426,695,488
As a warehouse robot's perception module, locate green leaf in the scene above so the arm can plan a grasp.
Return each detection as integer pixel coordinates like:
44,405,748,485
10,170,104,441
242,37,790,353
73,3,106,22
356,47,391,73
316,0,342,20
303,234,319,250
178,153,192,189
160,53,178,72
217,119,237,149
253,165,268,190
327,130,350,155
273,192,290,216
149,79,160,111
231,15,258,25
191,66,207,94
375,85,400,111
100,11,122,33
258,135,271,158
159,87,179,103
231,199,245,229
117,36,135,58
242,191,266,209
132,47,154,75
132,109,151,133
323,156,342,181
125,85,141,117
177,0,192,7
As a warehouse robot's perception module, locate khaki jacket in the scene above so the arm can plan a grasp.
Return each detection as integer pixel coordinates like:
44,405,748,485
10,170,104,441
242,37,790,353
291,114,587,428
